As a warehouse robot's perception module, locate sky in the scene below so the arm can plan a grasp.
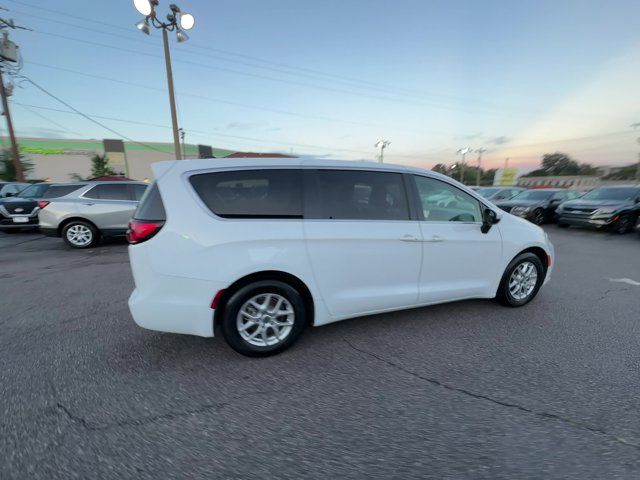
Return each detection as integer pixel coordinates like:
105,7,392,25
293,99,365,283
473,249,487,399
2,0,640,170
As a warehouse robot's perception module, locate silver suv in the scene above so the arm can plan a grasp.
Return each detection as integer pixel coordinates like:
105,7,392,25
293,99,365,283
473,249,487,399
39,181,148,248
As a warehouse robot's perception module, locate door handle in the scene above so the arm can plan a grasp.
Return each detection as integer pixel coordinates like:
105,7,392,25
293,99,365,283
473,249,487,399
83,203,95,206
424,235,444,243
400,234,420,242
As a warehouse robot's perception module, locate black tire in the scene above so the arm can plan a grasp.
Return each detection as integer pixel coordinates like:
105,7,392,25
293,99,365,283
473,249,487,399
531,208,545,225
557,221,569,228
221,280,307,357
61,220,99,249
496,252,545,307
612,215,632,234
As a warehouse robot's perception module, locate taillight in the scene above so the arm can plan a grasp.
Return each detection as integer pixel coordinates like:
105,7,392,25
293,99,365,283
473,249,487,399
127,220,164,244
37,201,50,209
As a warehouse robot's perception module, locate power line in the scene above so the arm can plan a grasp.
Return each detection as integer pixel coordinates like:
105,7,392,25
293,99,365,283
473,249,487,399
13,101,84,136
17,75,173,155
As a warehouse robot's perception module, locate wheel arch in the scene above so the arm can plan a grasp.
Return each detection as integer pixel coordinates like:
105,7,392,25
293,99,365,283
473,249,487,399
58,216,100,237
213,270,315,329
514,246,549,274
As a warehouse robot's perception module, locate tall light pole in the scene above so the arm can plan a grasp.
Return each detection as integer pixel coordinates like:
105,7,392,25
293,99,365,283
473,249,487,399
456,147,471,184
375,140,391,163
632,123,640,182
133,0,195,160
475,147,486,186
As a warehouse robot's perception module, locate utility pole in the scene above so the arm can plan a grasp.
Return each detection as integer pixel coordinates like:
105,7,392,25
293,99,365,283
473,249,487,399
375,139,391,163
504,157,510,169
475,147,486,186
0,16,29,182
162,27,181,159
0,67,21,181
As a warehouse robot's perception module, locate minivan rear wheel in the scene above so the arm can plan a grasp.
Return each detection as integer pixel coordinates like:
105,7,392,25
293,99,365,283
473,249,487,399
496,253,545,307
221,280,307,357
62,221,98,249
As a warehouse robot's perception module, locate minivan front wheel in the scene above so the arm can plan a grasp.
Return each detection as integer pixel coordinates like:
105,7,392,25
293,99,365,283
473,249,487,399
221,280,306,357
62,221,98,249
496,253,545,307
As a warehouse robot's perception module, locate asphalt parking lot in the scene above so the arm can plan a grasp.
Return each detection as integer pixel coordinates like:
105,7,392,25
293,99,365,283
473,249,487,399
1,226,639,479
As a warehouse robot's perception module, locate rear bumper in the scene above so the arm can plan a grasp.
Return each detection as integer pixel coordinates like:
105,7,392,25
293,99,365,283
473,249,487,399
128,244,224,338
0,216,39,229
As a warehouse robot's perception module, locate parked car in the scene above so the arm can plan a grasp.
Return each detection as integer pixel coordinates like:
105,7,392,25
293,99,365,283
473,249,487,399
477,186,526,202
0,181,29,198
39,181,148,248
0,182,87,232
127,158,554,357
556,185,640,233
495,188,580,225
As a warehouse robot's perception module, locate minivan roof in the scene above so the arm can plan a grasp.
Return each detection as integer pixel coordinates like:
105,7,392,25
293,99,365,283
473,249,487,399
150,157,448,181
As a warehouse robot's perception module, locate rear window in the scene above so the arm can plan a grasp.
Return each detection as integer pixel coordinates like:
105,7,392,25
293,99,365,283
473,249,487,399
134,182,166,220
44,185,86,198
189,169,303,218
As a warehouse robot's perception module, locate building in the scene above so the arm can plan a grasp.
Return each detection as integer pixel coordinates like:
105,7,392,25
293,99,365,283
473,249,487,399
4,137,292,182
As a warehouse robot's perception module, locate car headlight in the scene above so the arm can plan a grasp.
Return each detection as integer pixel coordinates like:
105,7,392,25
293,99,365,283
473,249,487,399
594,207,616,215
513,206,531,214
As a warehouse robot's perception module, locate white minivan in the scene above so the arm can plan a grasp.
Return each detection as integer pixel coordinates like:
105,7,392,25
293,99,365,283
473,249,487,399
127,158,554,356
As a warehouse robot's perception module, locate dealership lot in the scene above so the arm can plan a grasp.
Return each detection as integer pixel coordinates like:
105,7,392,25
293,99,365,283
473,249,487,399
1,227,639,479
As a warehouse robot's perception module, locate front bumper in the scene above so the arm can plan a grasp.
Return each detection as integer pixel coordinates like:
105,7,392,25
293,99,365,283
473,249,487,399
557,213,616,228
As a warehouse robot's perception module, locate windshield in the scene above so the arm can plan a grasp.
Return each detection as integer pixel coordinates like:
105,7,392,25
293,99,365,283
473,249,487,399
512,190,554,201
16,184,49,198
581,187,638,201
477,187,501,197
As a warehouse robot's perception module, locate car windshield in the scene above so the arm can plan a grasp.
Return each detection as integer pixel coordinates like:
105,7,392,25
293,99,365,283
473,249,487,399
581,187,638,201
512,190,554,201
16,184,49,198
477,187,501,197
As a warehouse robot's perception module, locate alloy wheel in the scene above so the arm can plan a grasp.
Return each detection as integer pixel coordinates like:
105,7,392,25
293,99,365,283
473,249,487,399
508,261,538,301
236,293,295,347
66,224,93,247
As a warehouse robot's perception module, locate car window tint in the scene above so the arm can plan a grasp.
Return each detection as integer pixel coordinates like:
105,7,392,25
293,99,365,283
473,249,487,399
131,184,148,201
414,176,481,222
189,169,303,218
44,185,86,198
309,170,410,221
84,184,131,200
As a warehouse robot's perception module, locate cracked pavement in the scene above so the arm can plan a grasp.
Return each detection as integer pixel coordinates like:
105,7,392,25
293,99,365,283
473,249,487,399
1,226,640,479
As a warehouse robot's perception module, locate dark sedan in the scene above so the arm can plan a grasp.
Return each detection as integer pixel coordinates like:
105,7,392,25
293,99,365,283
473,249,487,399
495,188,580,225
556,185,640,234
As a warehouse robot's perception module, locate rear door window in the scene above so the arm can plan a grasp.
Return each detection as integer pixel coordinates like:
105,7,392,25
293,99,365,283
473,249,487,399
84,184,132,200
189,169,303,218
307,170,410,220
130,184,148,201
43,185,86,198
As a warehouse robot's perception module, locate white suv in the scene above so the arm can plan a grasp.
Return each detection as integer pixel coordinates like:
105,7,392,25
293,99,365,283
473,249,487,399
127,158,554,356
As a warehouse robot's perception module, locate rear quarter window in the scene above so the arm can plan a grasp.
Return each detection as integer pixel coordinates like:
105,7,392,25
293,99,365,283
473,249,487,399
133,182,166,220
189,169,303,218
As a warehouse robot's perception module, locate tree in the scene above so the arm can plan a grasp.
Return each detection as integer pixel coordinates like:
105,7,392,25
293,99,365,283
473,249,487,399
540,152,580,175
431,163,449,175
0,149,33,181
90,154,116,178
522,152,597,177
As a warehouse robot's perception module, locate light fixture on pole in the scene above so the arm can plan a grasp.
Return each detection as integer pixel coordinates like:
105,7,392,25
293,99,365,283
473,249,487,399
375,139,391,163
474,148,486,186
456,147,471,184
132,0,195,160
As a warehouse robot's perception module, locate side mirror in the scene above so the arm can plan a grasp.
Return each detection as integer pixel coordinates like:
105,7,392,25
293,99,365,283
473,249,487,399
5,192,14,197
481,208,498,234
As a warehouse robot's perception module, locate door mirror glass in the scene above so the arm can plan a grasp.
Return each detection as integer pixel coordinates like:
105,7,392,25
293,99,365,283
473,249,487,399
481,208,498,233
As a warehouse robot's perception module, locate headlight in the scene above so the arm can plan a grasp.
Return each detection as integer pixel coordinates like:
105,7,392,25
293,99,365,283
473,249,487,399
513,206,531,214
594,207,616,215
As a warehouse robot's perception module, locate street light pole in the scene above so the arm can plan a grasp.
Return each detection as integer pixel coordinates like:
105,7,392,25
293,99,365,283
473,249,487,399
456,147,471,184
162,27,181,159
0,68,22,181
375,139,391,163
475,148,486,186
632,123,640,183
133,0,195,160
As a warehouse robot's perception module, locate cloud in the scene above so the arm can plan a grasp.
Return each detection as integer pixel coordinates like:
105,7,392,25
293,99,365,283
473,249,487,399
489,136,510,145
